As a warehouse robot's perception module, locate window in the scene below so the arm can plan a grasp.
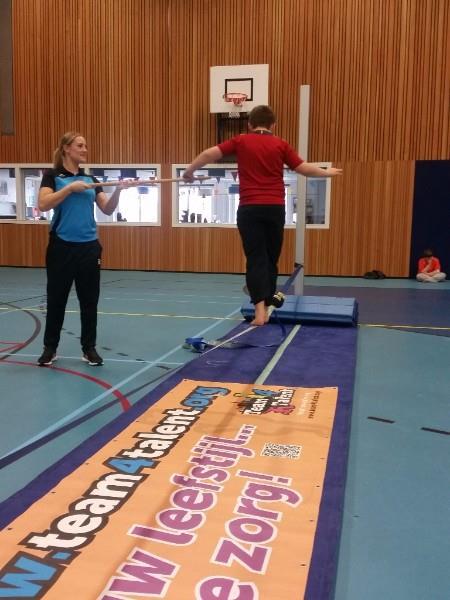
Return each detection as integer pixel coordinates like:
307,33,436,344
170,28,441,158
285,163,331,228
172,163,331,228
0,164,161,224
173,165,238,225
305,178,329,226
0,168,16,219
23,168,52,221
88,166,160,225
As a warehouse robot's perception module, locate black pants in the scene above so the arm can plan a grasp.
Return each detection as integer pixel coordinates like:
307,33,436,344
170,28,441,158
43,234,102,351
237,204,285,305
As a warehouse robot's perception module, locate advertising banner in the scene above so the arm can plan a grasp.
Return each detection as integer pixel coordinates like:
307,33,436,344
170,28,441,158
0,379,338,599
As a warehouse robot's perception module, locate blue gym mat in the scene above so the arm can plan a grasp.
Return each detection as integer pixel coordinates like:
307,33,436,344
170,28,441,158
241,294,358,325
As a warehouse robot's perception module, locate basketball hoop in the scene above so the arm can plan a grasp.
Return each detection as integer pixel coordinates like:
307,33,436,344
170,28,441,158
223,93,248,118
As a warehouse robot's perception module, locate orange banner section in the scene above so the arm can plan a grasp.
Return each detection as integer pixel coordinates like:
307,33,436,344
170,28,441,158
0,380,338,599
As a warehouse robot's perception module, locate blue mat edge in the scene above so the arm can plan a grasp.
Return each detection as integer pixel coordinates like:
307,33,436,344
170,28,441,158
265,325,357,600
241,294,359,325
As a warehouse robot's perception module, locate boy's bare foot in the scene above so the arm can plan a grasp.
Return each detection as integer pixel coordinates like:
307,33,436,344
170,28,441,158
251,301,267,326
251,317,266,326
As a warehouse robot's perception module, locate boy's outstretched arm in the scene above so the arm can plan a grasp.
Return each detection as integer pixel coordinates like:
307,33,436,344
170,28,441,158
183,146,223,182
295,162,342,177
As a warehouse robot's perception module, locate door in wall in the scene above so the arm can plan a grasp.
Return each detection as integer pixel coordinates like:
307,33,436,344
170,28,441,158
409,161,450,278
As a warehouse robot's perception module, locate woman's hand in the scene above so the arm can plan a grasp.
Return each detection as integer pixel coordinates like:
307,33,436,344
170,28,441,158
70,180,92,193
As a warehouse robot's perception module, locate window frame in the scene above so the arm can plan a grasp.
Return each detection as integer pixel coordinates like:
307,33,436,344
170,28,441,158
0,163,162,226
172,163,238,228
0,164,53,223
86,164,162,227
298,161,332,230
171,162,333,229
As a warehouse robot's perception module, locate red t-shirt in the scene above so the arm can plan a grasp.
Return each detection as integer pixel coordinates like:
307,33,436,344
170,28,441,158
217,133,303,205
418,257,441,273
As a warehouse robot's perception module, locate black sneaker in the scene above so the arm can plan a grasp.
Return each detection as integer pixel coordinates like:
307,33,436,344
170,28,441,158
271,291,285,308
37,347,57,366
82,348,103,366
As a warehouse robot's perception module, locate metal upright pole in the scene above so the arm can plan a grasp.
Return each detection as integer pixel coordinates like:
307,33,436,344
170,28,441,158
295,85,310,295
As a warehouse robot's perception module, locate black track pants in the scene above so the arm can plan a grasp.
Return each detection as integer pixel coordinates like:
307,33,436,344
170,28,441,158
43,235,102,351
237,204,285,305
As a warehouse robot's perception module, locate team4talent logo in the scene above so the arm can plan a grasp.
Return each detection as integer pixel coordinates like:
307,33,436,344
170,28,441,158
234,387,296,415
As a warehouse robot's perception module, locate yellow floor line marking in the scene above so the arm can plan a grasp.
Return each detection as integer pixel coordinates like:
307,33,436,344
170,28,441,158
3,307,447,329
0,306,242,321
361,324,450,331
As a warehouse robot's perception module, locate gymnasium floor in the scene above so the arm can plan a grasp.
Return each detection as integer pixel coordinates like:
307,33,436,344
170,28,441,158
0,266,449,599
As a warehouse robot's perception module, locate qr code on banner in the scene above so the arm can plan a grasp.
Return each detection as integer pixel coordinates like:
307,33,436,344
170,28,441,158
261,443,302,459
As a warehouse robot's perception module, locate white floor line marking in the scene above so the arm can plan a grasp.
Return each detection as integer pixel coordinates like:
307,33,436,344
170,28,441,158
196,304,277,359
0,352,183,365
103,296,243,302
254,325,301,385
0,307,242,461
196,324,257,357
103,299,240,305
0,302,45,317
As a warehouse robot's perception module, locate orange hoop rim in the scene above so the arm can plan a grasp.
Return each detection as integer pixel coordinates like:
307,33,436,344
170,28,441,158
223,92,248,107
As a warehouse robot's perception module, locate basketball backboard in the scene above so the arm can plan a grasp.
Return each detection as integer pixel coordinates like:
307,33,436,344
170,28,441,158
210,64,269,113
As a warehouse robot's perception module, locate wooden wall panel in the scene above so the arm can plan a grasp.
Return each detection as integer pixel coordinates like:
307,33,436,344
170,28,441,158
303,160,415,276
0,0,169,163
0,159,414,277
0,0,14,135
0,0,448,276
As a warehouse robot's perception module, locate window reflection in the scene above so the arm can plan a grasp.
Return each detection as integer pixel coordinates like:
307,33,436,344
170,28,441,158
0,168,17,219
174,164,331,228
13,166,160,224
90,168,159,224
23,168,52,221
178,168,239,224
306,179,328,225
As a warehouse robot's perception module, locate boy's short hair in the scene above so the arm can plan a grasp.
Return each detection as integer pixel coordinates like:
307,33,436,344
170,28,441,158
248,105,276,128
423,248,433,257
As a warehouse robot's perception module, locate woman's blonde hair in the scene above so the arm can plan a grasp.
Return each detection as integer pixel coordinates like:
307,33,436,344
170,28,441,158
53,131,83,170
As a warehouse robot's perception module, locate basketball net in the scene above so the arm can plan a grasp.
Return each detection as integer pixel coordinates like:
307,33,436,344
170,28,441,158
223,92,248,118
